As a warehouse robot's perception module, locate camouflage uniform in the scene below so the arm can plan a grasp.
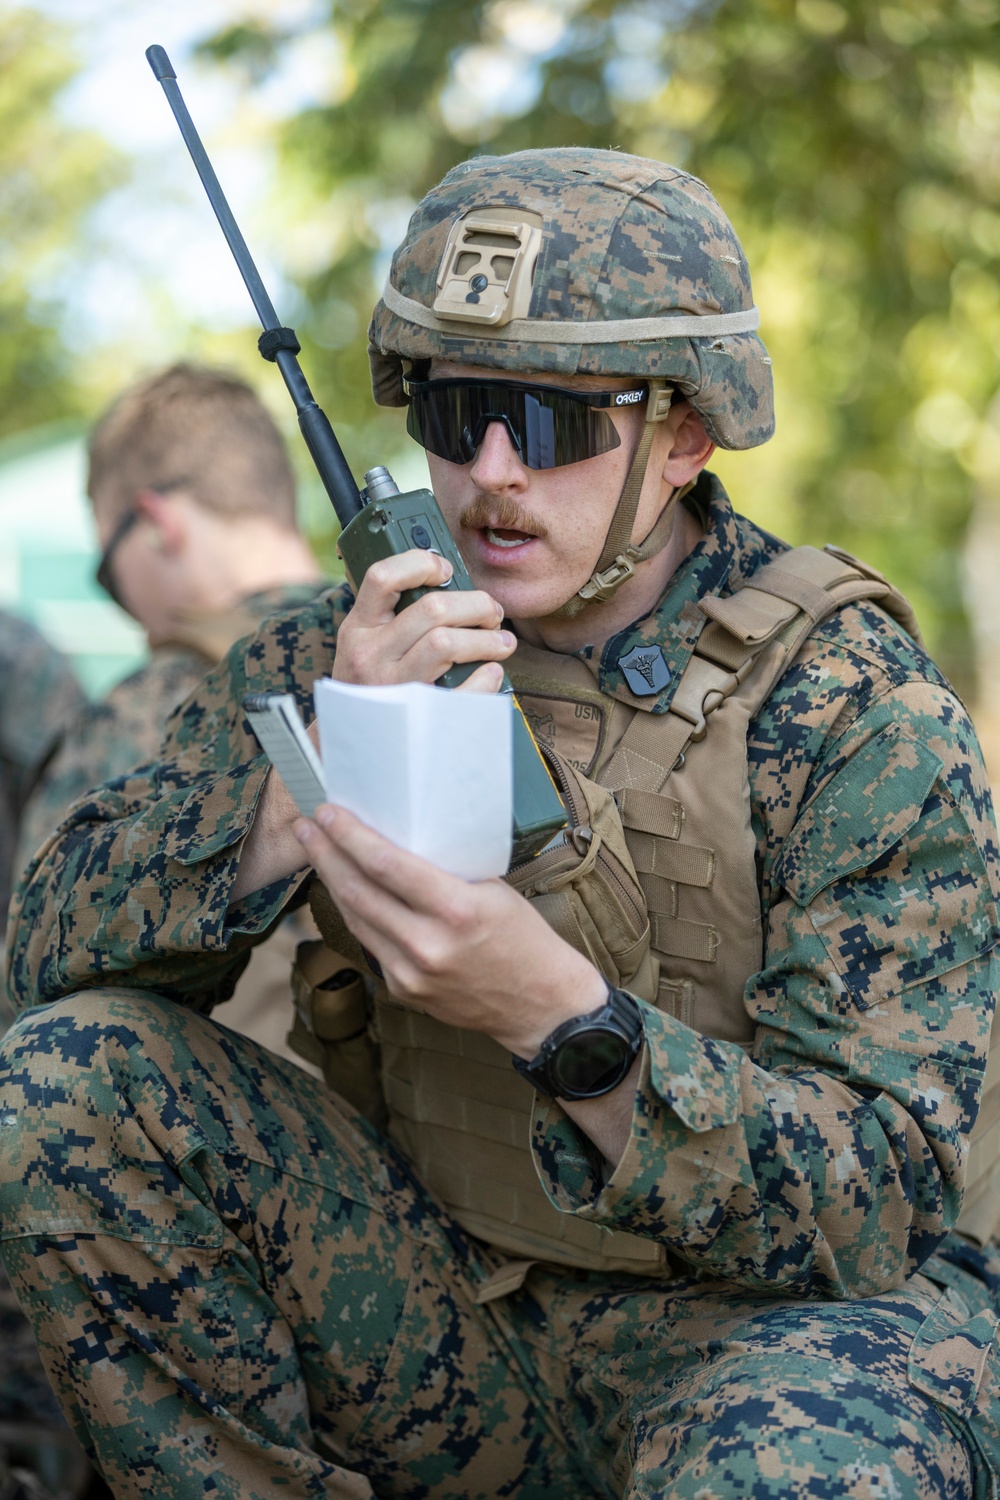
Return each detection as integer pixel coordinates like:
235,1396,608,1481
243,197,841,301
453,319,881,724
14,646,208,876
0,613,93,1500
0,610,84,939
15,585,322,875
13,583,326,1065
2,480,1000,1497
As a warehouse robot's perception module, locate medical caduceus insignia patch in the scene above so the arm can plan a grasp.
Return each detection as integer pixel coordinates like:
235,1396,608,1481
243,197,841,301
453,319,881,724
617,643,671,697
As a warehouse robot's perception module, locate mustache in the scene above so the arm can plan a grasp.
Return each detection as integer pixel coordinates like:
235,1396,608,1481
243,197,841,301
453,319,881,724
458,493,548,538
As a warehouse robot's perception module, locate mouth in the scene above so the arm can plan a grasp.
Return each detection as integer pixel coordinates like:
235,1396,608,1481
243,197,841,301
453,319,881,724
458,495,547,555
484,526,534,549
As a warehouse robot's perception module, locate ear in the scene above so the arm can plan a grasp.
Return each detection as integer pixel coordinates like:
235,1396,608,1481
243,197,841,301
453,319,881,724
133,488,188,555
658,404,716,490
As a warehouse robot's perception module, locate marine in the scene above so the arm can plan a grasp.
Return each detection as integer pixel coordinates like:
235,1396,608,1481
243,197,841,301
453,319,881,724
15,362,328,1065
16,362,324,875
2,150,1000,1499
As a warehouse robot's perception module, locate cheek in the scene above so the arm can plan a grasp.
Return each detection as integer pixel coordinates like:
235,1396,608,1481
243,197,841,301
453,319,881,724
425,455,468,523
551,454,624,540
115,546,165,617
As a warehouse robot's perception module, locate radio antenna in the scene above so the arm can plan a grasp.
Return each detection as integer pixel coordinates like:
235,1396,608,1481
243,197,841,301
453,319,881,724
145,43,364,525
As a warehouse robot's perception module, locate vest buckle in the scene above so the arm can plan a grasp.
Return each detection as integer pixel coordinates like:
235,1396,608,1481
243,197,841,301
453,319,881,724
670,677,733,741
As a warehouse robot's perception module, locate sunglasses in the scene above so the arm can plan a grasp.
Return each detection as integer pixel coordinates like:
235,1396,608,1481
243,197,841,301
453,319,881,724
404,377,649,471
95,506,141,609
95,479,190,609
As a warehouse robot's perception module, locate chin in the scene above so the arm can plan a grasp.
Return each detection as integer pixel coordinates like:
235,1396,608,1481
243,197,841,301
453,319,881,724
491,581,577,625
459,548,585,623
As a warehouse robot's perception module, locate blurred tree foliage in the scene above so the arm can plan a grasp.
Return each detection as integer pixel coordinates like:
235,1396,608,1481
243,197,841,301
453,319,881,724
0,8,121,436
199,0,1000,691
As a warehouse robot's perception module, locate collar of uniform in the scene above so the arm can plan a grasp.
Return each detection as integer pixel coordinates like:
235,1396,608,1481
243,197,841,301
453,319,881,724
241,581,328,616
162,581,331,666
595,472,787,712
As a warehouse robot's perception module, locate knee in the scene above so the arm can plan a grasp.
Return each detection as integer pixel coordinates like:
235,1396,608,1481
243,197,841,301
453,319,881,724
1,987,174,1083
0,990,198,1180
635,1365,969,1500
0,988,236,1247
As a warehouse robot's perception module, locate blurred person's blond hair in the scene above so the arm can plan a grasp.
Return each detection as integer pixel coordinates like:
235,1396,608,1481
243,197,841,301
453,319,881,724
88,362,298,526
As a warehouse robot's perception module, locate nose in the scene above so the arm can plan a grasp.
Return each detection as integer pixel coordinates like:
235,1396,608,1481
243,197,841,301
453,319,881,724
468,419,528,491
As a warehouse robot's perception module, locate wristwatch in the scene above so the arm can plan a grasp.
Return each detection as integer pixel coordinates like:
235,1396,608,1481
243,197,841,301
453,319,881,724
512,987,644,1100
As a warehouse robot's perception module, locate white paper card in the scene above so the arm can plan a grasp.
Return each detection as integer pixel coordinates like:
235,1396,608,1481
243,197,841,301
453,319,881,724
313,678,512,880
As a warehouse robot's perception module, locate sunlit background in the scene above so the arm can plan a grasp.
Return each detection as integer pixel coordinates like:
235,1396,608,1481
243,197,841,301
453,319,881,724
3,0,1000,762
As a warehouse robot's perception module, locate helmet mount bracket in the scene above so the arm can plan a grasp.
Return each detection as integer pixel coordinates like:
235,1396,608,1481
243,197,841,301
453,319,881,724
432,209,543,328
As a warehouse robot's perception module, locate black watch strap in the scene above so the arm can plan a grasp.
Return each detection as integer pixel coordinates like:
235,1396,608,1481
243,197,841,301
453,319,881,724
512,987,644,1100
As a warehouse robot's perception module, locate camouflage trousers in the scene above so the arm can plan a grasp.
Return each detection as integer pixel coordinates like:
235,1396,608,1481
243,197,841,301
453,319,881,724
1,991,1000,1500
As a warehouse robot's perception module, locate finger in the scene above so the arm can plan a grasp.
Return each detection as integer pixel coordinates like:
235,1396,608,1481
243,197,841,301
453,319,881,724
455,661,506,694
347,550,453,625
384,587,504,657
307,867,414,989
397,626,516,683
295,816,432,973
310,805,471,918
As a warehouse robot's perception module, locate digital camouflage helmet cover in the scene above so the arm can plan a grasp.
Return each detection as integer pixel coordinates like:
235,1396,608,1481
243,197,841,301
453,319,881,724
369,148,773,609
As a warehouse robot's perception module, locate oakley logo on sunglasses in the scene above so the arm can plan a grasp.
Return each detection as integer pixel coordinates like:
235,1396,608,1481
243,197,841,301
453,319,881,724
404,378,649,471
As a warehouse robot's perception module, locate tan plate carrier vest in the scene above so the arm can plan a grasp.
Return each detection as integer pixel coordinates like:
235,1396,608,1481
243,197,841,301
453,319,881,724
298,544,1000,1272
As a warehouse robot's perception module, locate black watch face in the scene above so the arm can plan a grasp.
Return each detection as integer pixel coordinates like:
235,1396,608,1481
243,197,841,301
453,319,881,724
551,1027,632,1097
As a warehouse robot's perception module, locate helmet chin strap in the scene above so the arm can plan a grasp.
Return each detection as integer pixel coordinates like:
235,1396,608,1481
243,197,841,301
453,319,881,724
556,379,689,620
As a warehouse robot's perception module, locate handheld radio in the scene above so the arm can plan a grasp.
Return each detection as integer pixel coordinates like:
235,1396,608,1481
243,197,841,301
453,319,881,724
145,45,566,865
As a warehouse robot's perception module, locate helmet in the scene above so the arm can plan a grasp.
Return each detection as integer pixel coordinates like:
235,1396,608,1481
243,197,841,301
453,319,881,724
369,147,773,451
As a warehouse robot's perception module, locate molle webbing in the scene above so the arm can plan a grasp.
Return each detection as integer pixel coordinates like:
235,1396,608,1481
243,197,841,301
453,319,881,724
372,736,665,1273
379,1004,668,1271
589,544,917,1043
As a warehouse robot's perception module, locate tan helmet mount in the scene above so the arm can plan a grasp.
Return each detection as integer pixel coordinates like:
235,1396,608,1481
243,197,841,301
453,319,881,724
432,209,543,327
